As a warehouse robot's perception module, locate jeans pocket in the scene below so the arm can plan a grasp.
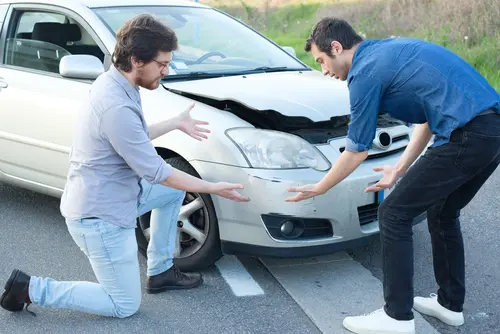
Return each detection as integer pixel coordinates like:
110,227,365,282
67,218,112,257
67,224,91,256
455,131,500,174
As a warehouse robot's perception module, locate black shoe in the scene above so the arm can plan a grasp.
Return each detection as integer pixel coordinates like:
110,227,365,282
146,265,203,294
0,269,36,316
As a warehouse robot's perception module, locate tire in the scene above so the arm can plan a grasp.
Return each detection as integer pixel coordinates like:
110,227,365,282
136,156,222,272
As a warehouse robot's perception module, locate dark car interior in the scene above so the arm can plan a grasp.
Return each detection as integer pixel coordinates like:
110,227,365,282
4,12,106,74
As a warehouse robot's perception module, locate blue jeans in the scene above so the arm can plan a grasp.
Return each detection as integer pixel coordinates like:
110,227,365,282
28,180,185,318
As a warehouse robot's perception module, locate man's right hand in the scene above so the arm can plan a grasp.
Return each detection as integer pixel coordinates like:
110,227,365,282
210,182,250,202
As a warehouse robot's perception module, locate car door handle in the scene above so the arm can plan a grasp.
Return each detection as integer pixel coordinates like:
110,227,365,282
0,79,7,88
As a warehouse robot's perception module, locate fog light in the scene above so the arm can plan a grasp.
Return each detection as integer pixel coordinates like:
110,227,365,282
280,220,295,236
279,219,304,239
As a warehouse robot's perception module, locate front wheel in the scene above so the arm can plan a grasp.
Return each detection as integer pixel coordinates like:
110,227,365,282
135,157,223,271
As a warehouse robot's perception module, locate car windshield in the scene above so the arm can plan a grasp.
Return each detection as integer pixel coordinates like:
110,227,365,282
92,5,308,78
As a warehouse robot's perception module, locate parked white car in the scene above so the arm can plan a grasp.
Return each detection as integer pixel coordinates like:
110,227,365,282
0,0,424,271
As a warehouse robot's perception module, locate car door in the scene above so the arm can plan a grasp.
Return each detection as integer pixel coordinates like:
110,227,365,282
0,3,10,159
0,3,110,192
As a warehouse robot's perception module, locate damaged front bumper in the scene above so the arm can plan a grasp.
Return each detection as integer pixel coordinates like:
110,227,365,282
190,158,426,258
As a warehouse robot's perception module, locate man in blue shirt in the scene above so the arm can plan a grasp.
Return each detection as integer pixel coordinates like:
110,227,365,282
286,17,500,334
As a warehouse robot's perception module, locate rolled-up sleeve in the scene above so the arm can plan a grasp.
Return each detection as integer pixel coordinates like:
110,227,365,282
100,105,172,184
346,74,383,152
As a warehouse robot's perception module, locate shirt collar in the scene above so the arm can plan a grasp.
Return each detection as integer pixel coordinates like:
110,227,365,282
109,65,141,104
347,40,377,83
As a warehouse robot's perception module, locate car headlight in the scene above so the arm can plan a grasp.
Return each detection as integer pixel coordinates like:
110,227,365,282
226,128,330,171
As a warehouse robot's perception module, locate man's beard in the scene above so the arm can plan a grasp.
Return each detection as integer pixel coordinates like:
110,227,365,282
136,69,161,90
137,76,161,90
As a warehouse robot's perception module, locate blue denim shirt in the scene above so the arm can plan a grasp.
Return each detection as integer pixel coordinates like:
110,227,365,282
60,65,172,228
345,38,500,152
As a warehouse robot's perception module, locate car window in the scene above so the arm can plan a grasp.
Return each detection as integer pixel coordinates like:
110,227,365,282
3,9,106,74
93,6,307,76
0,4,8,33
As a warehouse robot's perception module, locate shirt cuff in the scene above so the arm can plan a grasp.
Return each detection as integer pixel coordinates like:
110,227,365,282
148,158,173,184
345,137,370,152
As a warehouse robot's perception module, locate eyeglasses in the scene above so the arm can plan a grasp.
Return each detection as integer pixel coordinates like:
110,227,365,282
152,59,169,70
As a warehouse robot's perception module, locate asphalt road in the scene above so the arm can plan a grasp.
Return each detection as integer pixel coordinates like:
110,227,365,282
1,167,499,334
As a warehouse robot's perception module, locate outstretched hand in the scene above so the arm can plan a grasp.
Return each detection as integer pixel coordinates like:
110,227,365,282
211,182,250,202
365,165,402,192
285,183,324,202
177,103,211,141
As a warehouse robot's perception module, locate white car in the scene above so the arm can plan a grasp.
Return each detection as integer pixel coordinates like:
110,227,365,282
0,0,425,271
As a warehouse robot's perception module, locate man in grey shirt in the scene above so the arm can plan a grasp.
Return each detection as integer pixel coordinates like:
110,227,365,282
1,14,249,318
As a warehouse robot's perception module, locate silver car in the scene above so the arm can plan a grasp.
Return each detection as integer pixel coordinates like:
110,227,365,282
0,0,425,271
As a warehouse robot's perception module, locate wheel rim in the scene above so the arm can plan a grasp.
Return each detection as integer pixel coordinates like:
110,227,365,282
139,192,210,259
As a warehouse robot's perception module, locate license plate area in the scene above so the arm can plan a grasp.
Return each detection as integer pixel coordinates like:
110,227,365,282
376,190,384,204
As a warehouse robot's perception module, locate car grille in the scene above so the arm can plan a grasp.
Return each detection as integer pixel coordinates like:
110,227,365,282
357,203,379,225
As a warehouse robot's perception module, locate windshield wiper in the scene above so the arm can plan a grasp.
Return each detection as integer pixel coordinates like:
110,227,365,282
243,66,291,73
231,66,307,75
162,67,303,82
162,71,225,81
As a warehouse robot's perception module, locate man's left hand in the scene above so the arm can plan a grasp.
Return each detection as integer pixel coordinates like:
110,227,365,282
177,103,211,141
285,183,325,202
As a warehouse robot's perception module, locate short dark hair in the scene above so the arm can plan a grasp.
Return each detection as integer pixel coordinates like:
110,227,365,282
305,17,363,54
112,14,178,72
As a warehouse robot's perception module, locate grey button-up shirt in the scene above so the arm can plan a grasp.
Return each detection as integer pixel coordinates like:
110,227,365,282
60,65,172,228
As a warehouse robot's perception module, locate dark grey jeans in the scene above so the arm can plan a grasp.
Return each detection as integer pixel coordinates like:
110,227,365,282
378,111,500,321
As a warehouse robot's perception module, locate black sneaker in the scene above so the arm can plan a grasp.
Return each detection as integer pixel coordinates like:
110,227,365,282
146,265,202,293
0,269,36,316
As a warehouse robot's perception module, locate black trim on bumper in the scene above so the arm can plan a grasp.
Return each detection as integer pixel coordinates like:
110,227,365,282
221,234,378,258
221,212,426,258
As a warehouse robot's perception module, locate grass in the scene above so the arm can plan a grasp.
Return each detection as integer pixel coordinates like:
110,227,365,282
201,0,500,92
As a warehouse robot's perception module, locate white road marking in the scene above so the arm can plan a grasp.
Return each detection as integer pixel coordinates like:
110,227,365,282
215,255,265,297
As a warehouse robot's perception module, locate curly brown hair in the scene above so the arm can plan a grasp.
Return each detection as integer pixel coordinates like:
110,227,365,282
112,14,178,72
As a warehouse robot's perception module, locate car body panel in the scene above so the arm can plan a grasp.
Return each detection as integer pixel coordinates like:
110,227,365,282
162,70,352,122
191,153,402,248
0,67,79,187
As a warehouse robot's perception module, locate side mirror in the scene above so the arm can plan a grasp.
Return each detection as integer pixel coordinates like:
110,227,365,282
59,55,104,80
282,46,296,57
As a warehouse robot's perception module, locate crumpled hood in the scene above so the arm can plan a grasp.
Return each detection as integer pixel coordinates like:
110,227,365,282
161,70,351,122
